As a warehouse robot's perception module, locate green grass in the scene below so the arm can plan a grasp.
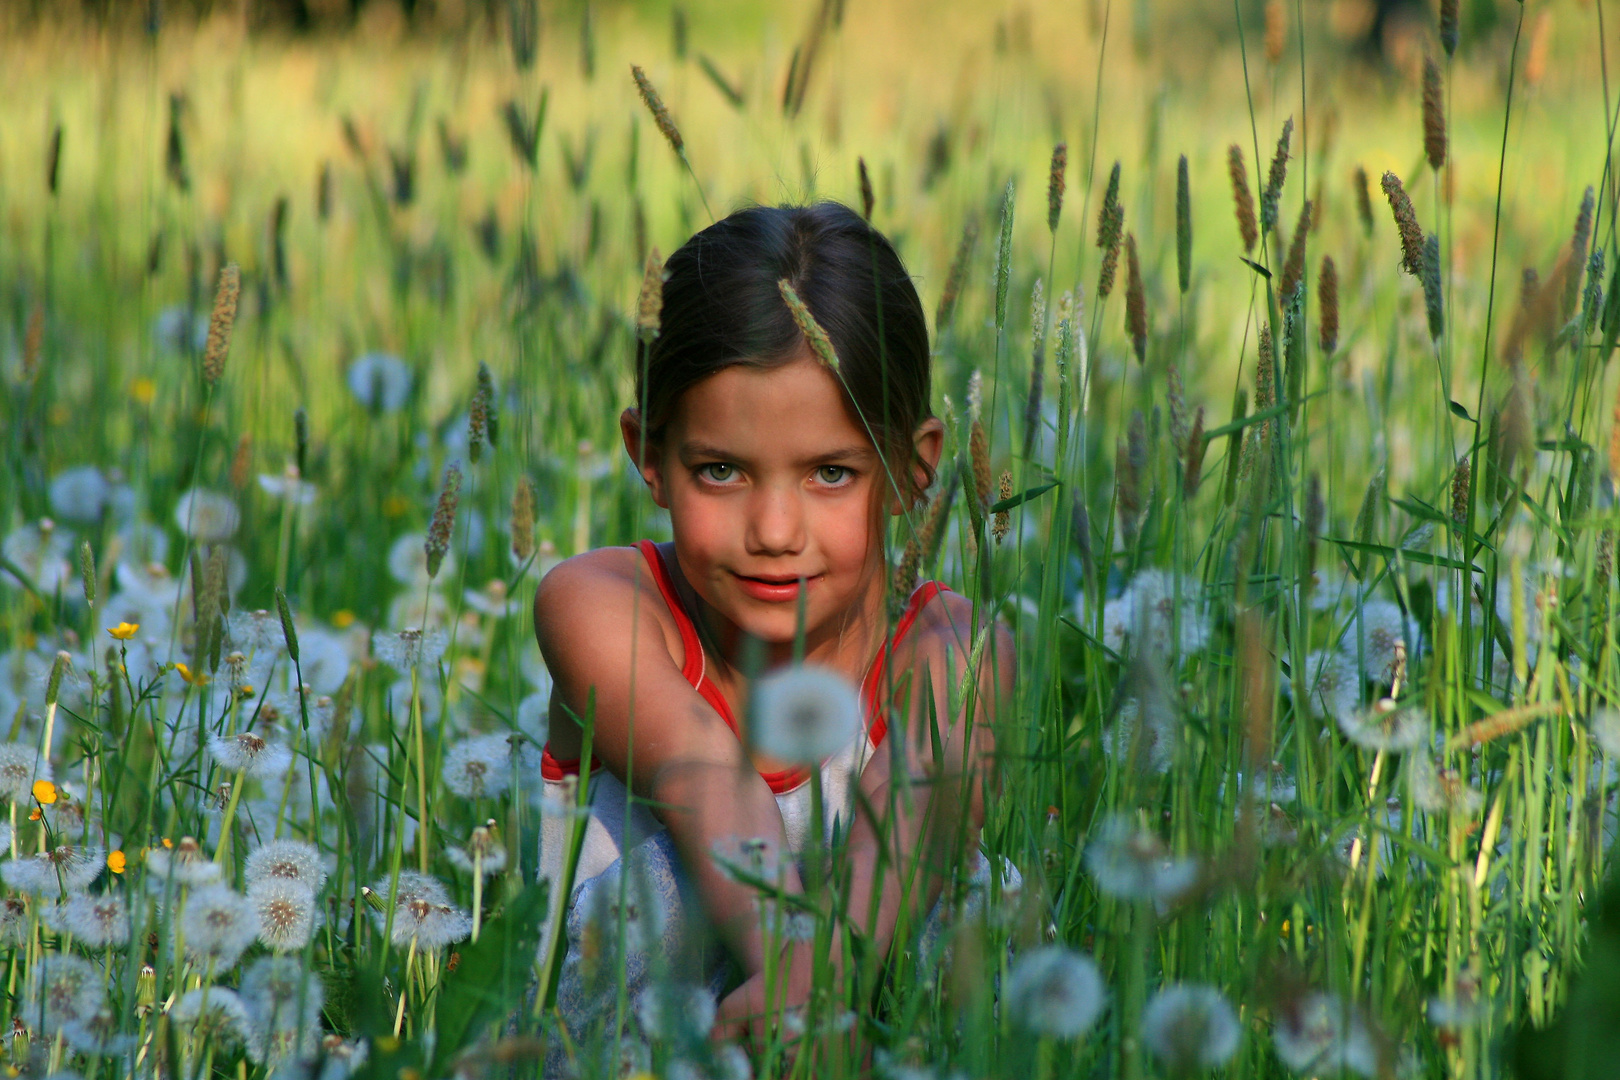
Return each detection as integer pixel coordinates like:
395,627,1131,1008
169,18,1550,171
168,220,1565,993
2,0,1619,1076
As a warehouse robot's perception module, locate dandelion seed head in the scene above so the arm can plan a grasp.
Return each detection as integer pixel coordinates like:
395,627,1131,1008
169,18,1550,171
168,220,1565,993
25,952,103,1032
57,892,129,948
442,734,514,800
248,877,318,952
0,742,49,803
1427,974,1486,1029
207,731,293,778
1084,815,1200,903
2,522,74,594
1141,984,1242,1070
1337,699,1429,753
61,1005,136,1056
48,467,113,525
173,488,240,543
241,955,324,1035
634,983,717,1042
370,871,469,948
0,896,28,944
245,839,326,891
182,884,261,969
373,627,448,672
1272,991,1378,1077
1341,600,1412,683
345,352,413,413
3,844,106,895
1003,946,1107,1039
171,987,254,1048
1297,650,1361,724
1408,753,1483,816
668,1044,753,1080
1101,697,1177,775
749,665,861,764
145,836,222,886
1590,708,1620,758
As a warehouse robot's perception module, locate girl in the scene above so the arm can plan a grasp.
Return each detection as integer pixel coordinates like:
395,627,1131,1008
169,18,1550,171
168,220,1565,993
532,201,1011,1065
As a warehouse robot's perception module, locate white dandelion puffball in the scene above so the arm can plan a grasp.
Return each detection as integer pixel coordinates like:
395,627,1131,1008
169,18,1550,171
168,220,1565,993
446,842,508,877
145,837,223,886
1339,600,1413,683
1271,991,1378,1077
249,877,318,952
207,731,294,778
370,870,471,949
347,351,413,413
1588,708,1620,758
1003,946,1108,1039
171,986,254,1048
174,488,241,543
1408,754,1484,817
1084,815,1201,904
634,982,719,1042
387,531,454,587
3,845,106,895
1297,650,1361,724
1141,984,1242,1070
1101,697,1177,775
1127,569,1212,656
0,742,50,803
241,954,325,1034
2,521,74,594
245,838,327,891
24,952,103,1032
443,733,516,800
749,664,861,764
668,1044,753,1080
1337,700,1429,753
257,469,317,507
182,884,261,969
373,627,448,672
48,466,113,524
55,892,130,949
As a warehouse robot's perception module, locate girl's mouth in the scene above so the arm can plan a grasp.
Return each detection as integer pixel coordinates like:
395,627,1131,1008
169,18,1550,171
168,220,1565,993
731,571,819,603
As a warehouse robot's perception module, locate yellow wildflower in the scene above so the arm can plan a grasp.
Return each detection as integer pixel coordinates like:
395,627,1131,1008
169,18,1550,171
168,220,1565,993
108,622,140,640
107,851,126,874
32,780,57,805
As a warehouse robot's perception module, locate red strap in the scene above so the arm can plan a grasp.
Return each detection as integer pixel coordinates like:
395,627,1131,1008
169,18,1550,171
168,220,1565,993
540,542,949,793
862,581,950,750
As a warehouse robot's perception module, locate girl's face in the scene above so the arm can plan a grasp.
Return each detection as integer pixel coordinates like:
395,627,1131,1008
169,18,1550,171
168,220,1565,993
624,347,941,653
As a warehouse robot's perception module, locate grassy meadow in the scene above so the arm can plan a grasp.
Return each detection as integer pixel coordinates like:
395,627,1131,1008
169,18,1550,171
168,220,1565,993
3,0,1620,1076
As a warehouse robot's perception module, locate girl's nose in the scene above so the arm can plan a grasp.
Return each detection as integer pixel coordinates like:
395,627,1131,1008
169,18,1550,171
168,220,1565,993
745,484,805,556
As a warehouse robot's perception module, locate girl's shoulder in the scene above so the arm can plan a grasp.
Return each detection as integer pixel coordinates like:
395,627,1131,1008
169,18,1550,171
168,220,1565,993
893,585,1015,684
531,544,683,656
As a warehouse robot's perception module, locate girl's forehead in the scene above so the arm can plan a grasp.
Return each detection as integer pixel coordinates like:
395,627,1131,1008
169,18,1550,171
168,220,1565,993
668,354,873,451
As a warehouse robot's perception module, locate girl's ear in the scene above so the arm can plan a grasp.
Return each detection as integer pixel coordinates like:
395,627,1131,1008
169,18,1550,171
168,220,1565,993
892,417,947,515
620,407,671,509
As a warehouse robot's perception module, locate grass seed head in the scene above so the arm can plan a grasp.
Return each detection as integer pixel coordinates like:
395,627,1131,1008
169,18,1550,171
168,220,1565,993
202,262,241,386
993,471,1013,543
1125,233,1147,364
1260,117,1293,234
230,433,252,491
77,539,94,608
1264,0,1286,64
511,476,536,563
637,246,665,344
22,303,42,381
995,178,1016,331
1440,0,1459,55
1451,458,1471,528
1228,145,1258,253
631,65,684,157
1278,200,1313,301
1047,142,1067,233
858,156,875,221
1422,56,1447,171
1380,171,1424,275
1168,365,1188,457
1565,186,1596,320
425,460,463,578
478,362,499,448
1353,165,1374,236
777,279,840,371
936,218,979,333
970,419,992,507
1255,325,1275,411
1176,153,1192,293
1318,254,1339,353
1422,232,1445,340
1183,407,1207,500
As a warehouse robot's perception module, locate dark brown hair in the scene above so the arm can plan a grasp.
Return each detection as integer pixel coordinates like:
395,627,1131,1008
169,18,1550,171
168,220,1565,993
636,201,934,499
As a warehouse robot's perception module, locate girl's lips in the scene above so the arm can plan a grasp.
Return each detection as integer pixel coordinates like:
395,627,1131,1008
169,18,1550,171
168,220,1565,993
732,572,819,603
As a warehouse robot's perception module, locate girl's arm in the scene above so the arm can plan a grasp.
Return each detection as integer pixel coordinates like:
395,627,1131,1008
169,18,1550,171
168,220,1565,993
714,594,1011,1039
535,550,807,977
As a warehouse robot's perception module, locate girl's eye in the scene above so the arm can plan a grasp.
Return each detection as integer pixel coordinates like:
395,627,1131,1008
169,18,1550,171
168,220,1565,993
698,463,736,483
816,465,851,485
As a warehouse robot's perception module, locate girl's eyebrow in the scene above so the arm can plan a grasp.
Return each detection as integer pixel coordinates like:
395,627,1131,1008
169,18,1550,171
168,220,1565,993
677,441,875,464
